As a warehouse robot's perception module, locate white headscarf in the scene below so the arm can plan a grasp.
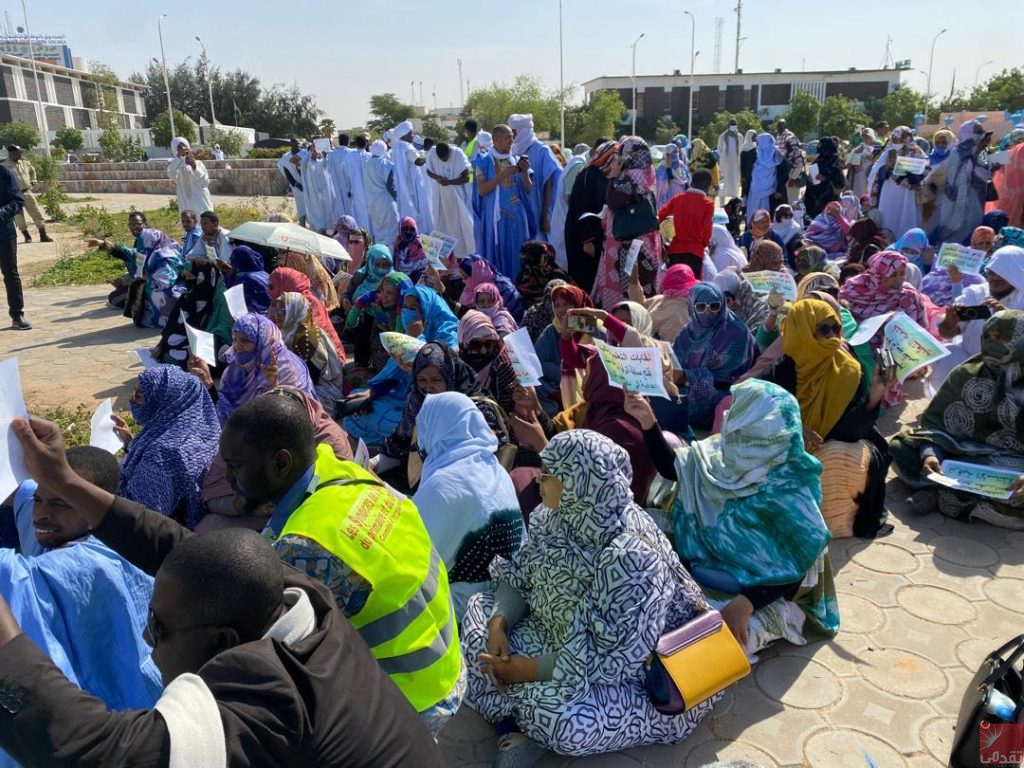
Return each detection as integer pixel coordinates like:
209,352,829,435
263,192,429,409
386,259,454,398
369,140,388,158
509,113,535,156
476,131,493,152
988,246,1024,294
391,120,414,140
170,136,190,155
709,224,748,271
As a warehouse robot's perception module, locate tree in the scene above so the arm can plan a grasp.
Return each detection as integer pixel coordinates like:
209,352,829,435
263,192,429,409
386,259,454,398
419,117,450,143
462,76,566,137
51,126,84,153
367,93,415,136
150,108,196,148
317,118,336,138
0,122,41,150
564,90,626,146
818,96,870,141
700,109,763,146
209,128,244,157
781,90,820,140
865,86,927,129
970,67,1024,112
654,117,681,144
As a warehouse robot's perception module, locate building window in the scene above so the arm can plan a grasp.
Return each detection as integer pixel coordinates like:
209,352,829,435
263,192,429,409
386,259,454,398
45,105,66,129
635,91,645,118
53,76,75,106
71,108,91,129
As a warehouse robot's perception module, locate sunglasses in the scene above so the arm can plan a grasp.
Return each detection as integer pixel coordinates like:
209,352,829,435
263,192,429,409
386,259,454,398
816,321,841,338
694,302,722,314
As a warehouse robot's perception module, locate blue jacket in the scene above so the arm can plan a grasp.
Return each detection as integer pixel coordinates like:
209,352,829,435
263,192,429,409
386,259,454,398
0,165,23,240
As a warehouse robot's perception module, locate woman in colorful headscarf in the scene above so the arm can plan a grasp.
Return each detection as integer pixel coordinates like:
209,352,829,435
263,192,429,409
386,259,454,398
642,263,697,342
411,391,523,620
988,141,1024,228
350,270,413,371
792,245,838,283
626,378,838,652
840,250,928,331
891,311,1024,528
771,204,803,263
935,120,994,246
655,143,689,207
277,249,340,311
844,217,888,265
687,137,719,191
391,216,427,281
271,291,346,417
521,278,567,343
514,240,570,308
672,281,758,428
268,266,346,362
402,283,460,348
204,313,317,424
804,136,845,220
126,246,189,330
224,245,271,313
766,298,891,538
929,128,956,168
342,242,394,308
470,282,518,337
461,430,714,761
891,227,930,271
458,254,525,322
117,365,220,529
745,133,787,222
738,208,786,258
869,126,927,239
596,137,663,307
457,310,518,416
534,284,602,415
803,201,850,257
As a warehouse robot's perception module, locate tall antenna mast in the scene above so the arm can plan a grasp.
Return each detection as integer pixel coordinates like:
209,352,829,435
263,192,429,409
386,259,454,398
880,35,895,69
713,17,723,74
734,0,742,73
457,58,464,106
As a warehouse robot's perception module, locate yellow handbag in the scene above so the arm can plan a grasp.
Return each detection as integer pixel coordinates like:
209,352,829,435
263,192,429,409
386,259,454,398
644,609,751,714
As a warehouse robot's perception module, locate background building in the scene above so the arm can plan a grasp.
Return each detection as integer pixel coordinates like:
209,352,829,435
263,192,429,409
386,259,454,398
584,68,904,128
0,33,72,68
0,52,148,147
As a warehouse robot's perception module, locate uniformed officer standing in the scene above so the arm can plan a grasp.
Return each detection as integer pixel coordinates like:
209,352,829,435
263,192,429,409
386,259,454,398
1,145,52,243
0,162,28,329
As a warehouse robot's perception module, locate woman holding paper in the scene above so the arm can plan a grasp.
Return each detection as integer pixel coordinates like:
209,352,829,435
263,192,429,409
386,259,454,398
868,126,927,239
271,292,346,418
891,311,1024,528
934,120,994,247
268,267,346,363
840,251,928,338
457,310,518,417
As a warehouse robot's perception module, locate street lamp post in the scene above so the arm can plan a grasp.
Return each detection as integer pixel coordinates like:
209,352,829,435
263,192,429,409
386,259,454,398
630,32,645,136
559,0,565,147
19,1,49,156
684,10,695,141
974,59,994,88
158,13,175,142
924,28,947,123
195,35,217,139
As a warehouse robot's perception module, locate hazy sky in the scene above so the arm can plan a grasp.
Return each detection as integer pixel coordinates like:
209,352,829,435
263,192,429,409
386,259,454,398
21,0,1024,127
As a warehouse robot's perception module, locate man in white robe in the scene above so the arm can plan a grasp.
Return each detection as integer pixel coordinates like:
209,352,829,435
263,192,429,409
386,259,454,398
327,134,354,219
301,146,337,233
363,140,400,245
343,135,371,230
277,138,307,226
716,119,742,205
168,137,214,214
424,142,476,258
390,120,433,233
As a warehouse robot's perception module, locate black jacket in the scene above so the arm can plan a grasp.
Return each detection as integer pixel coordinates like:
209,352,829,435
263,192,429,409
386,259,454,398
0,165,23,240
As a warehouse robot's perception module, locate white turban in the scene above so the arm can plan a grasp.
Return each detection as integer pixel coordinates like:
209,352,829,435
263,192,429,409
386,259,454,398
988,246,1024,293
369,140,388,158
477,131,493,151
392,120,414,140
509,114,535,155
170,136,190,155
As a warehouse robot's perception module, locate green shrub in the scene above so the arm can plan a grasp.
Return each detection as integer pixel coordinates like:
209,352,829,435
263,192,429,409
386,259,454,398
34,249,124,287
149,109,196,149
247,146,290,159
40,185,67,221
51,126,84,153
0,122,41,150
36,404,135,449
68,204,119,239
209,128,245,157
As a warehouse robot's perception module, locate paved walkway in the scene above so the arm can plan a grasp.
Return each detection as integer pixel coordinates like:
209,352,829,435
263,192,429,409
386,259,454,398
3,269,1021,768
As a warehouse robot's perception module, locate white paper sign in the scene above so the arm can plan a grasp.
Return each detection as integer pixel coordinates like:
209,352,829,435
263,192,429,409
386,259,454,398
893,155,928,175
623,239,643,277
883,311,950,383
133,348,161,369
419,235,446,270
313,138,332,154
744,270,798,301
379,331,426,363
429,230,459,262
927,460,1019,500
89,398,122,455
0,357,29,501
937,243,987,275
595,340,669,399
354,438,370,470
848,311,895,347
503,327,544,387
224,283,249,319
185,322,218,367
986,149,1010,165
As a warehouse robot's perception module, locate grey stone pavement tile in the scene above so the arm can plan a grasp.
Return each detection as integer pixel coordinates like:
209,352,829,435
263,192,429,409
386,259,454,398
4,280,1017,768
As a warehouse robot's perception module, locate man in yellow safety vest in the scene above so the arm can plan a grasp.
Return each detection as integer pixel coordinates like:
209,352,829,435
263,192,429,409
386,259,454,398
218,389,464,737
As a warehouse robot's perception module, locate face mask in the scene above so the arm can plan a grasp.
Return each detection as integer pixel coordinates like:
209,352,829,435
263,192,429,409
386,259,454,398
400,229,416,243
401,308,420,328
729,125,738,133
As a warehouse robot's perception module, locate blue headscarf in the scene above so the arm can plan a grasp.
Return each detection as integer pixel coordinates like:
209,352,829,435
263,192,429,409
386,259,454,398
121,366,220,528
405,284,460,348
225,245,271,314
354,243,394,299
892,228,929,269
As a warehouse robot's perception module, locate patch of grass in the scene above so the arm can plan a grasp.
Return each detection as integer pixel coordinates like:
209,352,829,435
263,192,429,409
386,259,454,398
33,249,124,287
64,195,99,202
35,404,135,450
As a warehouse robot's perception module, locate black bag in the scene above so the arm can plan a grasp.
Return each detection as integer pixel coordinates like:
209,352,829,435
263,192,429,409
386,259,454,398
985,178,1000,203
949,633,1024,768
612,196,658,242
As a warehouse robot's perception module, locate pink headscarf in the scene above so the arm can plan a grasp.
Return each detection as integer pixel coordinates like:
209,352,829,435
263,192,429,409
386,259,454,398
839,250,927,329
458,258,496,305
457,309,499,345
472,282,518,336
661,264,698,299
